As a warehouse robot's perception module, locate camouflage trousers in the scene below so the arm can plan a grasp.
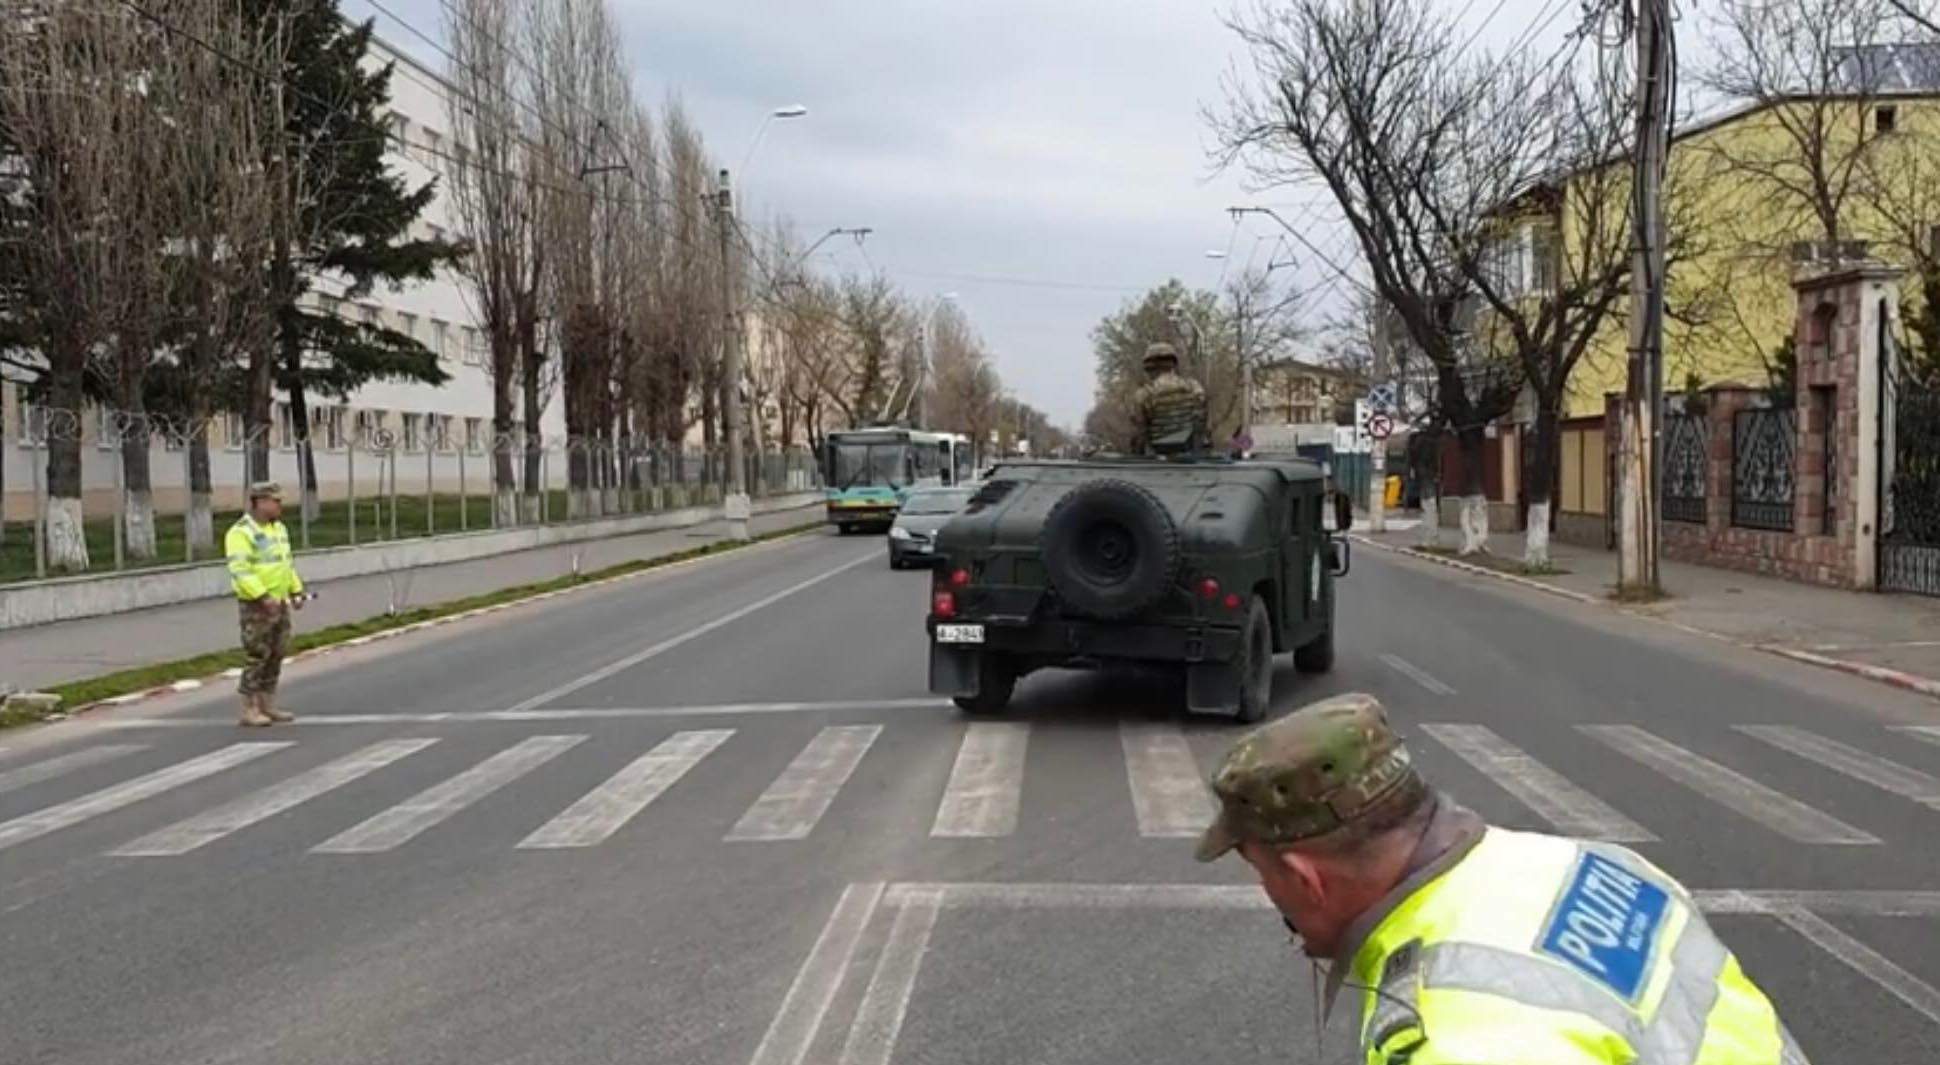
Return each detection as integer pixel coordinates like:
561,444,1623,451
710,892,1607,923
238,599,292,696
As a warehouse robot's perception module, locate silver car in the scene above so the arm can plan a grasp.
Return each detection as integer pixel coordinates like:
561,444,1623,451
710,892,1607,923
887,485,975,569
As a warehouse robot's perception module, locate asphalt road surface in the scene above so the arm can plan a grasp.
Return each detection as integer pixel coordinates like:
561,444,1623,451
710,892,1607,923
4,526,1939,1065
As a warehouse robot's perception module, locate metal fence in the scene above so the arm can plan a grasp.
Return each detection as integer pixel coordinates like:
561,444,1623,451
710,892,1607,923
0,406,822,584
1661,413,1708,525
1730,406,1796,532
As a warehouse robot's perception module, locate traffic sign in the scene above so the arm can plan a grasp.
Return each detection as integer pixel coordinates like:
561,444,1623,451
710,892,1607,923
1367,382,1398,413
1367,412,1394,440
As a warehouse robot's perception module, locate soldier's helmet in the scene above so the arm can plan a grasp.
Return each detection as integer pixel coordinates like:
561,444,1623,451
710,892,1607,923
1142,342,1180,374
1195,693,1428,861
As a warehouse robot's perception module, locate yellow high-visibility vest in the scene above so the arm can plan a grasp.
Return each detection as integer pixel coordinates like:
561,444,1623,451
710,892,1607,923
224,515,302,602
1348,828,1805,1064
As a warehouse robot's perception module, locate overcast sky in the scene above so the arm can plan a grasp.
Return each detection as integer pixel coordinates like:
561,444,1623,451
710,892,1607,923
357,0,1660,427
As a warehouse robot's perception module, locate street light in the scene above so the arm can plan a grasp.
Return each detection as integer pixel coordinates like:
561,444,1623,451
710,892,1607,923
740,104,810,182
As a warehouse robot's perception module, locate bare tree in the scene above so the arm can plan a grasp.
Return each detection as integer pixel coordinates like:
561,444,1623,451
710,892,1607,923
446,0,542,525
1700,0,1897,250
1213,0,1537,554
925,299,1002,458
0,4,151,571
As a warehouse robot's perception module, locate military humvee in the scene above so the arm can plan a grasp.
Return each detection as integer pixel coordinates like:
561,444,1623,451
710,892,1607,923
925,456,1352,721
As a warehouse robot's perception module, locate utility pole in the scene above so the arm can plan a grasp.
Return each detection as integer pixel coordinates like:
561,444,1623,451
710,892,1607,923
716,168,751,541
1618,0,1670,595
1369,306,1392,534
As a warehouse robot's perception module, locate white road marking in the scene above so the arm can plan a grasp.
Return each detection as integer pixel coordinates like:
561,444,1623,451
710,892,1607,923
878,882,1940,917
1738,725,1940,809
0,743,288,852
518,730,733,849
1582,725,1879,844
112,739,438,856
837,888,943,1065
1775,908,1940,1026
931,724,1029,838
727,726,881,841
88,699,952,729
745,882,886,1065
312,735,583,853
1901,726,1940,749
1380,653,1456,696
0,744,147,797
504,553,876,713
1120,723,1216,838
1420,724,1657,841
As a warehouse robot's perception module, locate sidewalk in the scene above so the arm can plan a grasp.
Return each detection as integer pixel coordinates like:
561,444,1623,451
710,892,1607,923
1353,521,1940,699
0,503,821,691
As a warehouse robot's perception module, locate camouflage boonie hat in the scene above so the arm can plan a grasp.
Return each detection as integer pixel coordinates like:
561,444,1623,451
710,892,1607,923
248,480,283,501
1142,342,1180,368
1195,693,1427,862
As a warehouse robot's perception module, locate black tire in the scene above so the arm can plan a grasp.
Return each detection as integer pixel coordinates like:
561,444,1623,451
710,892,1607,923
889,554,903,569
837,523,852,536
1038,479,1182,621
952,655,1016,715
1235,596,1275,723
1294,623,1335,674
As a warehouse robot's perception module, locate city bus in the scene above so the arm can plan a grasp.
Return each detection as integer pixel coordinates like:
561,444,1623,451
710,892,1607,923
823,427,975,533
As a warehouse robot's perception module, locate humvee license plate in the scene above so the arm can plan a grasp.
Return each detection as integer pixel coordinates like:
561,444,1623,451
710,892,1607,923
936,624,985,644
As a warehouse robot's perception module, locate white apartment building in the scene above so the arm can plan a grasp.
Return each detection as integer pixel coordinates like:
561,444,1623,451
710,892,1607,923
1,34,566,520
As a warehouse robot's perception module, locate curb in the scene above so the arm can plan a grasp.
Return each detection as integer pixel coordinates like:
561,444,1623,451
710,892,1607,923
1348,535,1600,605
56,525,823,719
1352,534,1940,704
1756,646,1940,699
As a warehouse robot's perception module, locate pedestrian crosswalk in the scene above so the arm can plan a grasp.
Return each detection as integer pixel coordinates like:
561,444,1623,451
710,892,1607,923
1,718,1938,861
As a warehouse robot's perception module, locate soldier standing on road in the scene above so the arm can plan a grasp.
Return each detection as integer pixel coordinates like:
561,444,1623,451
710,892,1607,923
1197,693,1806,1065
1132,342,1207,456
226,481,304,727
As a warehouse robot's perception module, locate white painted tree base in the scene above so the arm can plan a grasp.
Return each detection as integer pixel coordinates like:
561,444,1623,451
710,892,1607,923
188,492,215,551
494,489,518,527
125,491,158,560
1459,495,1489,556
1420,496,1443,548
1524,500,1551,569
46,496,90,572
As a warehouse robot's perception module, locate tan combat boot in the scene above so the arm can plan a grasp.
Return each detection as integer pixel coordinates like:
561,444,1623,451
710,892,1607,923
239,694,273,727
260,693,294,724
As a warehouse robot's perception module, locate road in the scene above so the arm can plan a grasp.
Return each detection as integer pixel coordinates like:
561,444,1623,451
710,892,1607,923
3,526,1938,1064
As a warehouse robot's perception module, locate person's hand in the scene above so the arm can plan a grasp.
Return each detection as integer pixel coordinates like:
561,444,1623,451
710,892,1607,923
291,595,305,611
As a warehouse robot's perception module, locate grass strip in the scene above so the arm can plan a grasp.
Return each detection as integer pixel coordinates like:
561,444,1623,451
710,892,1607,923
17,520,823,724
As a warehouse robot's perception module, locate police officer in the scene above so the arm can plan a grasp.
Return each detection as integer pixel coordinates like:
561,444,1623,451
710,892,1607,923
1197,693,1806,1065
1132,342,1207,456
226,481,304,727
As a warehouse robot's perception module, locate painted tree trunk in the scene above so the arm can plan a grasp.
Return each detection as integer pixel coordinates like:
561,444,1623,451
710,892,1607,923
1454,426,1490,556
189,423,215,551
1460,495,1490,555
121,429,157,560
45,377,89,573
1523,401,1561,570
1420,494,1442,549
1525,501,1552,570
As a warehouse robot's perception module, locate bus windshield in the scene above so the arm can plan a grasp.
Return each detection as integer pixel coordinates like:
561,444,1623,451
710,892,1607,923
831,441,910,489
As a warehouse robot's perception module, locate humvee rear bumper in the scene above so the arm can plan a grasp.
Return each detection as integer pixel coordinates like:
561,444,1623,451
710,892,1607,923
928,617,1243,698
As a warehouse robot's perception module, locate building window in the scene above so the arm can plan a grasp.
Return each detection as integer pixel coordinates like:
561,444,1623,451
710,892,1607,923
466,417,483,454
429,413,450,451
398,312,418,345
95,405,118,450
1877,105,1898,134
465,327,487,367
422,128,443,167
432,320,450,362
224,410,245,450
402,412,422,452
274,402,295,449
355,409,380,448
18,402,46,448
322,406,346,450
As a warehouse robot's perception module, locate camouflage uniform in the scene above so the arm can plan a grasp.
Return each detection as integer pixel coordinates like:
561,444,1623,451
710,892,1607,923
238,598,292,697
1133,343,1207,455
1195,695,1801,1065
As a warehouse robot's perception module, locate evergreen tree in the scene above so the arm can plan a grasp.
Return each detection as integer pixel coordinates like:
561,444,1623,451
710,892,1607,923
247,0,468,504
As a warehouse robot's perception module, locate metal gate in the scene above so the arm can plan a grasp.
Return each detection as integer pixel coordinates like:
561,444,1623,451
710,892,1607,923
1878,301,1940,596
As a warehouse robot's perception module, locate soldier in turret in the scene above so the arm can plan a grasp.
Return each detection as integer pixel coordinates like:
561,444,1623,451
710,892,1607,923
1132,342,1207,456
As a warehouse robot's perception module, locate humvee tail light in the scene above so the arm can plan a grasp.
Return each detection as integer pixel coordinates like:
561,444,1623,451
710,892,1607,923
1198,577,1221,601
933,590,958,619
950,568,971,588
1223,592,1242,611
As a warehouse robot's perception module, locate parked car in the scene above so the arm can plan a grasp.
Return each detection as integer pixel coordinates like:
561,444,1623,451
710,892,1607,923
888,485,976,568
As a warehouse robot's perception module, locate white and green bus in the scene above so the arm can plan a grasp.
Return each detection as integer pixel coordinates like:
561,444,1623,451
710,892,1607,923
823,428,975,533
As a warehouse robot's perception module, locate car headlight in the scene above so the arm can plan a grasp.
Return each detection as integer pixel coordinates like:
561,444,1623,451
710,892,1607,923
889,526,913,540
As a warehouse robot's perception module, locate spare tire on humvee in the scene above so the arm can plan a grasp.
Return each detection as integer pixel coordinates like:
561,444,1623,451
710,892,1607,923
924,455,1352,722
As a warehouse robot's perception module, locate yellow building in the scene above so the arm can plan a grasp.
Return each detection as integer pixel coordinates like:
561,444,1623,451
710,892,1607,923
1558,51,1940,416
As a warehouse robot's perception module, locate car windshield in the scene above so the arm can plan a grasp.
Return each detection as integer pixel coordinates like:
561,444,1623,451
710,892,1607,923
901,490,971,516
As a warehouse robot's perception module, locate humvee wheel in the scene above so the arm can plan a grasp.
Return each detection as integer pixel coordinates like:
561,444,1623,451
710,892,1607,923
837,523,853,536
952,654,1017,715
1294,623,1335,674
1235,596,1275,724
